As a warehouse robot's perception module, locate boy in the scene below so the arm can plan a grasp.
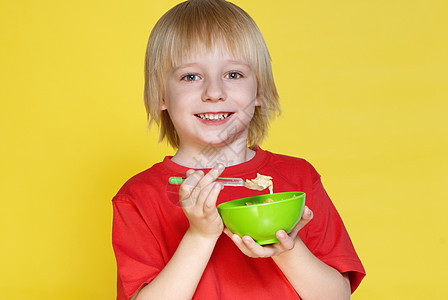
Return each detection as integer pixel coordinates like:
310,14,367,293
112,0,365,299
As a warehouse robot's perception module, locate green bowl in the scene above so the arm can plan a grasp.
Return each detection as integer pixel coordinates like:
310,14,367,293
218,192,306,245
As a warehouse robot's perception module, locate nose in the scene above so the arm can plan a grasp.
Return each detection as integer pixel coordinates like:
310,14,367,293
202,78,226,102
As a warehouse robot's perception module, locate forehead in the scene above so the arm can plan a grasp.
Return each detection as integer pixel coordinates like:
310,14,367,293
170,37,251,68
172,42,248,67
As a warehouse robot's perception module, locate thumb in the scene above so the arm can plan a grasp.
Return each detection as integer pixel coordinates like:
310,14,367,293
289,206,313,237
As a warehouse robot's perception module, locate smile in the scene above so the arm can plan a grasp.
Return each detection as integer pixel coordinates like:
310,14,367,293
195,113,232,121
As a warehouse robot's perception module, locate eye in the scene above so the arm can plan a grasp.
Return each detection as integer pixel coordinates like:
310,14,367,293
225,72,243,79
181,74,200,81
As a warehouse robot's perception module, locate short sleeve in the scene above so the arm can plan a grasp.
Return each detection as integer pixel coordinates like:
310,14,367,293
303,174,366,293
112,195,165,299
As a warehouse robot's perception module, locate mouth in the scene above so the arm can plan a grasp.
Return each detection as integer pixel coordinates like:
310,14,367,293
194,112,233,121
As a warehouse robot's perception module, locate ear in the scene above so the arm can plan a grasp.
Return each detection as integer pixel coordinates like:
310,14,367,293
160,99,167,110
254,94,261,107
160,91,167,110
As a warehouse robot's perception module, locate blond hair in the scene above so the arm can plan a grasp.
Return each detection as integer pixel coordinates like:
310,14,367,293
144,0,280,149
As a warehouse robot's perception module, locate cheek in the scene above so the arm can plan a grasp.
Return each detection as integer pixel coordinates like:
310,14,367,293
246,80,259,102
162,88,181,111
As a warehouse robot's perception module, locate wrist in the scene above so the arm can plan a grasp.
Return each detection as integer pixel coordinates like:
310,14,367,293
185,227,221,244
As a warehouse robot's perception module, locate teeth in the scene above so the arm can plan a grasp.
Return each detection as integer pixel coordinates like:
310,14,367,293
197,113,230,121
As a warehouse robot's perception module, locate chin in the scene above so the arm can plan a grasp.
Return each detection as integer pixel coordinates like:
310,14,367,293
200,135,247,150
200,139,228,147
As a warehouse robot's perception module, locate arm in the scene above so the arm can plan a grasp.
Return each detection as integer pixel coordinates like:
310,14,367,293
132,164,225,300
131,230,219,300
272,235,351,299
224,207,351,299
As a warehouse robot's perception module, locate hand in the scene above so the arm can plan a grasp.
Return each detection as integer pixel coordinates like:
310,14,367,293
179,164,225,240
224,206,313,258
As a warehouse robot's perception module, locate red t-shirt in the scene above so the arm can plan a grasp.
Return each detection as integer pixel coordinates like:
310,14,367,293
112,148,365,299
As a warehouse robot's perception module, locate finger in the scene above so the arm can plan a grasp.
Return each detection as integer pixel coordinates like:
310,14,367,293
179,170,204,207
191,180,220,211
228,233,255,257
198,163,225,188
303,206,313,220
291,206,313,234
226,233,269,258
223,228,232,237
276,230,295,250
192,164,225,208
241,236,271,258
203,182,223,213
186,169,196,177
182,170,204,188
229,233,244,247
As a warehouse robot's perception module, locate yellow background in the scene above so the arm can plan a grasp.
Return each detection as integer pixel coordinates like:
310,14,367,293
1,0,447,298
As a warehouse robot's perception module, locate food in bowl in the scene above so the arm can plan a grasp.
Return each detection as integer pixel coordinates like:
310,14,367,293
218,192,306,245
245,197,274,205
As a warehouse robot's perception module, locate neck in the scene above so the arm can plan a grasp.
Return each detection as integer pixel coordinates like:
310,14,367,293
171,141,256,169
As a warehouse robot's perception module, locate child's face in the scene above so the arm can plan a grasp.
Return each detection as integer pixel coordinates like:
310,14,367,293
162,46,260,150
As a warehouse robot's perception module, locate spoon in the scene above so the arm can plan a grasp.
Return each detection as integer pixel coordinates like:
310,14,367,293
169,176,267,191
